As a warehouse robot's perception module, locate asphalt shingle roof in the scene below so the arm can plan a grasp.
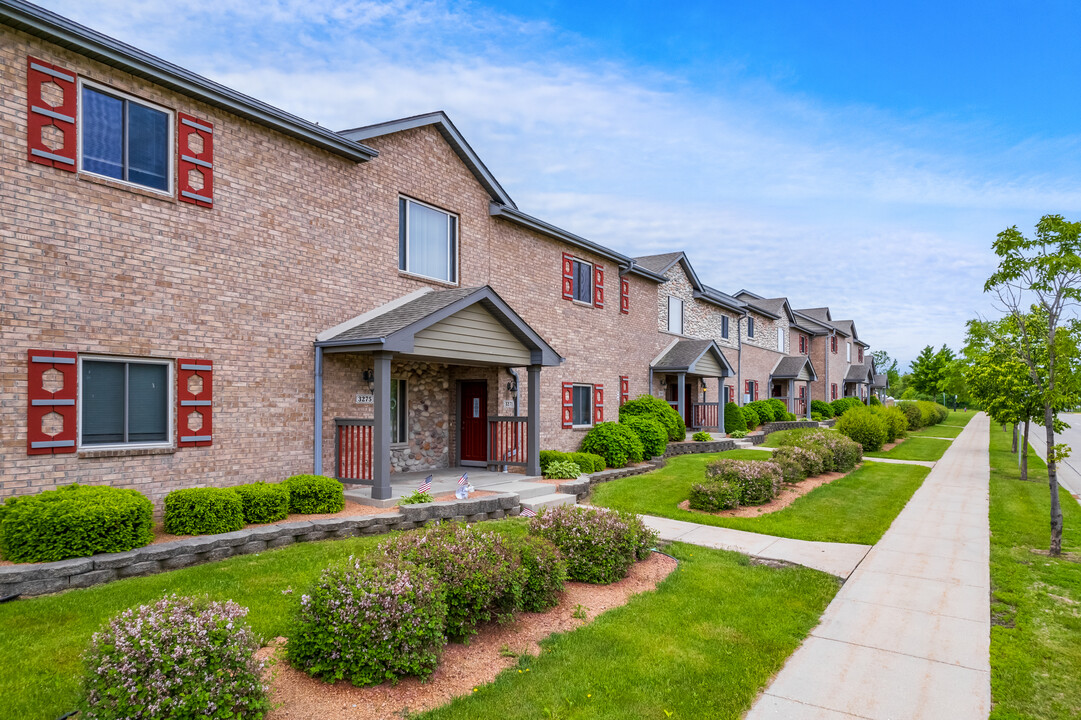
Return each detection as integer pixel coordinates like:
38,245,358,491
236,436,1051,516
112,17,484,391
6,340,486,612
633,252,684,276
845,363,873,382
327,287,480,342
772,355,815,379
653,339,717,371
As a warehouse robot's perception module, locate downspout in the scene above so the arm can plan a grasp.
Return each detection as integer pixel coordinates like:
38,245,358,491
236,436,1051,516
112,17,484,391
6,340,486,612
314,345,323,476
736,311,747,405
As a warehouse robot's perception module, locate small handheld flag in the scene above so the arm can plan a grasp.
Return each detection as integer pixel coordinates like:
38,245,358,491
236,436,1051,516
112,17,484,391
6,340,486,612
419,475,432,493
521,507,537,518
458,472,469,486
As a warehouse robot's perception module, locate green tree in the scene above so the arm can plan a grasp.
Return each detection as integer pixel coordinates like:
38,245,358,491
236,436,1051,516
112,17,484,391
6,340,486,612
985,214,1081,555
908,344,955,398
871,350,901,391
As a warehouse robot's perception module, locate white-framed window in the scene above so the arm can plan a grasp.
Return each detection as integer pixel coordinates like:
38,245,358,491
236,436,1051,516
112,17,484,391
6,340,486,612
390,378,407,444
572,384,593,427
79,80,173,194
847,342,852,362
572,258,593,303
398,196,459,284
79,356,173,449
776,327,785,352
667,296,684,334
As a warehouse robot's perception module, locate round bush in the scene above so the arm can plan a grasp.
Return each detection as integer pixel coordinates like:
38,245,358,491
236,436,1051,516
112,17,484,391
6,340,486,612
569,452,604,474
746,400,776,423
724,401,747,433
288,558,447,686
539,450,570,473
872,405,908,442
582,452,606,472
830,397,863,417
514,536,568,612
0,484,153,563
810,400,834,419
772,445,824,477
768,398,788,421
234,482,290,524
897,401,924,430
621,415,668,459
692,431,712,442
837,407,889,452
689,480,741,511
618,394,686,441
282,475,344,514
790,430,863,472
869,395,882,406
580,421,644,469
84,595,268,720
705,459,783,505
163,487,245,536
742,405,761,429
543,460,581,479
769,447,807,483
529,505,657,584
381,523,520,640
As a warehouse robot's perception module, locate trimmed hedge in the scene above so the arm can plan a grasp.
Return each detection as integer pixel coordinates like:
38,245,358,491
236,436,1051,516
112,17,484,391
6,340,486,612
580,422,644,469
836,407,888,452
689,480,741,511
830,397,864,417
705,459,783,505
724,401,747,433
619,394,686,442
810,400,834,419
541,451,606,474
164,488,245,536
621,415,668,459
539,450,566,473
282,475,345,514
0,484,153,563
742,405,761,430
234,482,291,524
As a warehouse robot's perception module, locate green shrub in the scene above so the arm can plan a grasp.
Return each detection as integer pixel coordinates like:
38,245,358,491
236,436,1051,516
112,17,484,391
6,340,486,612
688,480,741,511
728,430,748,439
772,445,825,477
742,405,761,429
164,488,245,536
539,450,570,473
830,397,863,417
543,460,581,479
513,536,567,612
787,429,863,472
836,407,888,452
398,490,435,505
705,459,783,505
621,415,668,459
871,405,908,442
282,474,344,514
724,401,747,433
289,558,446,686
580,421,645,468
619,394,686,441
233,482,290,524
869,395,882,406
692,431,712,442
769,448,807,483
810,400,834,419
768,398,788,421
568,452,599,474
811,412,823,421
585,453,607,472
897,401,924,430
0,484,153,563
747,400,777,423
786,412,798,421
529,505,657,584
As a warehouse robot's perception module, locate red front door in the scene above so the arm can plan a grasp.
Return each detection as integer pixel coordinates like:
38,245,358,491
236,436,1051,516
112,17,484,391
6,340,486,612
460,381,488,464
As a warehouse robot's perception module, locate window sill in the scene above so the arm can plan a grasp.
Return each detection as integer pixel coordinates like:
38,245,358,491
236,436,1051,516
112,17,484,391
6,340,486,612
398,270,459,288
570,425,594,431
78,172,177,204
78,446,177,459
390,442,409,449
571,300,596,308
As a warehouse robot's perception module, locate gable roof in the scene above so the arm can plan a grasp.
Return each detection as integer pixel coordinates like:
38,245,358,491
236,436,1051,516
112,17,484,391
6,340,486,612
798,307,833,323
872,374,888,389
651,339,734,376
633,254,746,311
1,0,377,162
844,363,875,383
771,355,818,381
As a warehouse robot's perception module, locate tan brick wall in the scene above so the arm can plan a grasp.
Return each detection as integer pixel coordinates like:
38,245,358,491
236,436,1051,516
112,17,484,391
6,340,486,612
656,265,738,351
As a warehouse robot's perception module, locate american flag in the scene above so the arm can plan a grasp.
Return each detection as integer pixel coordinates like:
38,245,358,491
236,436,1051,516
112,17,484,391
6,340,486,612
521,507,537,518
419,475,432,493
458,472,469,486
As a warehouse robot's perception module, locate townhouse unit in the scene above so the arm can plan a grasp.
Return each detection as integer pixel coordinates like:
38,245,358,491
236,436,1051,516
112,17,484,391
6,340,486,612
0,0,880,507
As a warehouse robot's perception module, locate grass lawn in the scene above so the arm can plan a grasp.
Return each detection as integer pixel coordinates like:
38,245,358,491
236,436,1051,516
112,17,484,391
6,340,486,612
0,523,838,720
419,542,838,720
908,424,965,439
592,451,929,544
945,409,977,426
865,436,952,462
988,424,1081,720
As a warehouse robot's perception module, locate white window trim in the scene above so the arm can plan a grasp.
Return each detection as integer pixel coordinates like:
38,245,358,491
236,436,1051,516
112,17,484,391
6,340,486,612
846,342,852,362
571,258,594,305
77,78,175,197
667,296,684,335
571,383,594,429
77,354,175,451
777,327,785,352
400,195,459,285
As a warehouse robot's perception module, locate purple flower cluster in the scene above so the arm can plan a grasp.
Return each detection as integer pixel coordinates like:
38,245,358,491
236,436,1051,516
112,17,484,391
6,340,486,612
528,505,657,584
784,430,863,472
83,594,268,720
704,459,783,505
689,480,741,511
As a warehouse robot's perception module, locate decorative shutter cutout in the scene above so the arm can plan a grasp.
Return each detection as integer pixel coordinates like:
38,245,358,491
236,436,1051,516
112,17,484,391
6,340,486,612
561,253,574,300
178,359,213,446
27,350,77,454
619,376,629,406
26,57,77,172
177,113,214,207
561,382,573,428
593,264,605,309
593,384,604,423
620,278,629,314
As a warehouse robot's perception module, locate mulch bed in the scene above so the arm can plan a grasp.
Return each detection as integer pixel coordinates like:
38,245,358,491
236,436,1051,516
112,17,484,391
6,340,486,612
679,466,858,518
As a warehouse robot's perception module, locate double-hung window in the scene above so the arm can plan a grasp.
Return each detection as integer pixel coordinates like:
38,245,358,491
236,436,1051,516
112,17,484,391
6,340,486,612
572,259,593,303
390,378,407,444
571,384,593,427
399,197,458,283
668,296,684,334
80,357,172,447
81,84,171,192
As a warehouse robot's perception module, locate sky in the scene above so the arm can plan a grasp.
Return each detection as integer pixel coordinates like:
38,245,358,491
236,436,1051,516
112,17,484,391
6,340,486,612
36,0,1081,368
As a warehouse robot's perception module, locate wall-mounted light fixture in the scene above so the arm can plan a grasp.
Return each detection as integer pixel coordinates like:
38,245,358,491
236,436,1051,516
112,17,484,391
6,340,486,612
506,380,517,393
362,369,374,391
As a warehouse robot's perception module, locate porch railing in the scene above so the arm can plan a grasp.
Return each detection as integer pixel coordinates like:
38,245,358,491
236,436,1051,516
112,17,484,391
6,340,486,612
335,418,374,483
488,416,528,468
690,402,720,429
770,397,807,418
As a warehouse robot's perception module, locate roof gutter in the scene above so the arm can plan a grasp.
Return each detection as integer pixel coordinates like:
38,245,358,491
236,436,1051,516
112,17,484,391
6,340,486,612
1,0,377,162
489,202,633,267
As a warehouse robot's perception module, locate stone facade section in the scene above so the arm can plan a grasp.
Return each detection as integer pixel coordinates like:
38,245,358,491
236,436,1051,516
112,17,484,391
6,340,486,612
657,265,738,351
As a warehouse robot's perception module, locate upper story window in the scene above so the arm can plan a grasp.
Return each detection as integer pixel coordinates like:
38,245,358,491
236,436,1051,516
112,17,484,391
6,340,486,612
667,296,684,334
776,328,784,352
80,356,172,448
721,316,729,339
799,334,807,354
858,347,864,363
831,335,838,354
573,259,593,303
399,197,458,284
847,342,852,362
572,384,593,427
81,84,172,193
747,317,755,338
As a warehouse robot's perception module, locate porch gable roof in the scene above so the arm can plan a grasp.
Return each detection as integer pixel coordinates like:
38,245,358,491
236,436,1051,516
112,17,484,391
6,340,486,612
771,355,818,381
844,363,875,383
651,339,734,377
316,286,563,366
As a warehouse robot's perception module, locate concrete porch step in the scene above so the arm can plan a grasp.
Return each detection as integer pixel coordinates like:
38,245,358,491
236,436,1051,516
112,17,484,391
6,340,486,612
484,481,554,501
520,492,576,513
732,440,755,449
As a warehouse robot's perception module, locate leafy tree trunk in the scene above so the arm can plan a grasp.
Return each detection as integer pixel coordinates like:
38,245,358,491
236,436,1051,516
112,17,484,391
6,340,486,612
1021,418,1030,481
1044,405,1063,555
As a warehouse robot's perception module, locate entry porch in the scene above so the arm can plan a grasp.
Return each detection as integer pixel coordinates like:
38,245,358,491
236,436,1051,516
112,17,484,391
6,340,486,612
769,355,817,419
652,339,735,430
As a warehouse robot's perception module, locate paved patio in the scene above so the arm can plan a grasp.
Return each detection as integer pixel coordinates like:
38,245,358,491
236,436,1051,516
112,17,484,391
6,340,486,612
344,466,541,507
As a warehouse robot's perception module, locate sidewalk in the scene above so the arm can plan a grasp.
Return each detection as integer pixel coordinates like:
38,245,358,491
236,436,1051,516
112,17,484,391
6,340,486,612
745,413,991,720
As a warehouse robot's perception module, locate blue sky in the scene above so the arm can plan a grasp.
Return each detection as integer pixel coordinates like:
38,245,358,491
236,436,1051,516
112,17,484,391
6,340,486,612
37,0,1081,368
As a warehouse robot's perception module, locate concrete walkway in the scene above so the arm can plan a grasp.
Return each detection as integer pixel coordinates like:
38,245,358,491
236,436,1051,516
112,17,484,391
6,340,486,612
644,516,870,579
863,456,937,468
746,413,991,720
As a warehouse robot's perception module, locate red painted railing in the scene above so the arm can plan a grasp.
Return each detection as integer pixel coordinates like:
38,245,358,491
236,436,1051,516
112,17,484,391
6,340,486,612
335,418,374,482
771,397,808,418
691,402,720,429
488,416,528,467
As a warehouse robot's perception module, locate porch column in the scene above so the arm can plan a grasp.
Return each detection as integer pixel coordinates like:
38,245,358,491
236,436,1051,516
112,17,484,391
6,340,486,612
526,364,542,477
717,376,725,428
314,345,324,475
787,379,795,417
372,351,393,500
806,380,812,419
676,372,686,427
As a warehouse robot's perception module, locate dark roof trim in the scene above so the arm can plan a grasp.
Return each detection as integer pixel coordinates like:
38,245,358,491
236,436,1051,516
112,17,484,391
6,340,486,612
341,112,514,207
652,340,735,377
489,202,637,268
622,260,667,283
741,301,781,320
692,290,745,313
1,0,377,162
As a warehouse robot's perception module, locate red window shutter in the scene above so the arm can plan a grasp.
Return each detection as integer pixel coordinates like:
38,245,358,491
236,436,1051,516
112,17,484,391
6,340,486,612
26,57,77,172
620,278,629,314
619,375,629,406
561,382,573,428
594,264,605,308
594,384,604,423
799,386,806,399
177,113,214,207
754,382,759,401
561,253,574,300
178,359,213,447
27,350,77,454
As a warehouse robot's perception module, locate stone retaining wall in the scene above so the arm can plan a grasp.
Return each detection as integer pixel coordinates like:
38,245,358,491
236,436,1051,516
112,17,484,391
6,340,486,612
761,420,822,434
664,439,738,457
0,493,521,599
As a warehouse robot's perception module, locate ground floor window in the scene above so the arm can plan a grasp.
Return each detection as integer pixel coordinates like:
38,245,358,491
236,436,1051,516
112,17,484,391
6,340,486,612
390,378,407,443
80,357,171,447
572,384,593,427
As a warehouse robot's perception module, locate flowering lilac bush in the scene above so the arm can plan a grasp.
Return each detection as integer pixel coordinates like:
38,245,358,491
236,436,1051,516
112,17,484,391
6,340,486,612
689,480,741,511
782,430,863,472
83,595,268,720
771,445,825,478
514,535,567,612
381,522,520,640
528,505,657,584
288,558,446,686
705,459,783,505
